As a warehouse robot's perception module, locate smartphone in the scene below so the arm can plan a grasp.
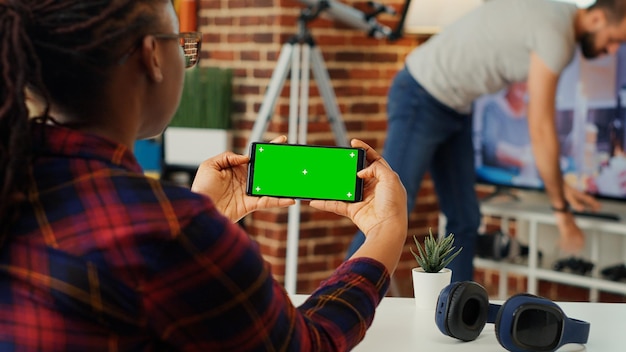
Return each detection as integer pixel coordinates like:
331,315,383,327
246,142,366,202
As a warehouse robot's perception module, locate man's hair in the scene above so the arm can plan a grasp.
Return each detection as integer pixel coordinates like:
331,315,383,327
590,0,626,23
0,0,167,243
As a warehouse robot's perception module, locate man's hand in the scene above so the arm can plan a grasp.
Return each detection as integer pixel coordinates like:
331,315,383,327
553,184,601,254
564,183,601,212
554,212,585,254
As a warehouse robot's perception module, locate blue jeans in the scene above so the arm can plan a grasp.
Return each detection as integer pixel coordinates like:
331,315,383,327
346,67,481,282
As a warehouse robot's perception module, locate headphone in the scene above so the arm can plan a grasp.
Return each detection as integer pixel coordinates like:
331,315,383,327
435,280,496,341
435,281,590,352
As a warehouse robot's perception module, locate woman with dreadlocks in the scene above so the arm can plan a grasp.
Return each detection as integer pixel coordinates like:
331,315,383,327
0,0,407,350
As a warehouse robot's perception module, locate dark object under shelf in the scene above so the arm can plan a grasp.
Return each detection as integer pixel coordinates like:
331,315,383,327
475,230,542,262
553,257,595,276
601,263,626,281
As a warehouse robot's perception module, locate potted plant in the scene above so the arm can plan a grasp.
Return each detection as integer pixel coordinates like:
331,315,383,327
410,228,462,310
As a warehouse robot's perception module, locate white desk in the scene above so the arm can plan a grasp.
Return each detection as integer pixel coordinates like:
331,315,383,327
292,294,626,351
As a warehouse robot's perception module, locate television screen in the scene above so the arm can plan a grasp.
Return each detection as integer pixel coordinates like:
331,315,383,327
473,45,626,201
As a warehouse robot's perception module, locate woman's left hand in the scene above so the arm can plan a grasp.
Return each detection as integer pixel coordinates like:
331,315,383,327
191,136,295,222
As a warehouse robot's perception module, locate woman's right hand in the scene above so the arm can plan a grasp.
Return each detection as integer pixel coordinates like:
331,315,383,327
308,139,407,273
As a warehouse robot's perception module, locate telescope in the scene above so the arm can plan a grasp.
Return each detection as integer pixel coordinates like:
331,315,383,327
298,0,395,39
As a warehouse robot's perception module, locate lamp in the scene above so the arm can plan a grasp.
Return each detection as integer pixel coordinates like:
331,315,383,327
402,0,484,35
402,0,595,36
553,0,594,6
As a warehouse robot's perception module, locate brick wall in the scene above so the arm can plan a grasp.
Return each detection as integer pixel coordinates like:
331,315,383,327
196,0,626,302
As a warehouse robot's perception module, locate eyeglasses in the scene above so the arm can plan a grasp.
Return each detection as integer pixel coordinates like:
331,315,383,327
117,31,202,69
154,31,202,69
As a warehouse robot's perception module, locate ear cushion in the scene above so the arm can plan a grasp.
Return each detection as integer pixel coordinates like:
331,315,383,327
445,281,490,341
494,292,537,346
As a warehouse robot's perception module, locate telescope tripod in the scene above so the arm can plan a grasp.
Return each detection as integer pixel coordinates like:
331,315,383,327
248,8,349,296
248,6,400,297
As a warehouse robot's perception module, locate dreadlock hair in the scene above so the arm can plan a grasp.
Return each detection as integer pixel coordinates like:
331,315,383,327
0,0,167,244
589,0,626,23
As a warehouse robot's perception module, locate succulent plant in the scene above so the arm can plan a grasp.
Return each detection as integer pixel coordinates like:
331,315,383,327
410,228,462,273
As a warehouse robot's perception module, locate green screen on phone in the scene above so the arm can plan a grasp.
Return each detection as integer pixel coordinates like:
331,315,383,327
246,143,365,202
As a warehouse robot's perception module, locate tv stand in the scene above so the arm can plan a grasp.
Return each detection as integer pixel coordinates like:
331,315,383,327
571,209,621,221
440,192,626,302
479,186,521,203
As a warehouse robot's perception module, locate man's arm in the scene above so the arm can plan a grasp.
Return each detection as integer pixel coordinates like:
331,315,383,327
526,52,567,210
526,52,600,253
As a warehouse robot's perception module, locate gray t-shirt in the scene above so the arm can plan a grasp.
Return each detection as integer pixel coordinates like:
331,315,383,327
405,0,578,113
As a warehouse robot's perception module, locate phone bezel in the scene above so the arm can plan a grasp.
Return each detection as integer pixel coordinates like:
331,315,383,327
246,142,365,202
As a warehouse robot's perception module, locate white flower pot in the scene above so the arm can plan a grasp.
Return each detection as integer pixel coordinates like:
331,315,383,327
412,267,452,311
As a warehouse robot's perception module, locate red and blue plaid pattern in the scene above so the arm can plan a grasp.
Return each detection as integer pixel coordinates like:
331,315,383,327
0,123,390,351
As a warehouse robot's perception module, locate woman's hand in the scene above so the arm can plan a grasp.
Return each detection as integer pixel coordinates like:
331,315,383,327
309,139,406,235
191,136,295,222
308,139,407,272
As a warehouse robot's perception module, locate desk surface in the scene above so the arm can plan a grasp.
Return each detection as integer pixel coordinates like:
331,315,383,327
292,294,626,351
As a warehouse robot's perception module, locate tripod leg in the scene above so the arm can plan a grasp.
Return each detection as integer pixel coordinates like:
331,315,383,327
249,43,295,145
247,41,302,294
288,43,302,144
284,42,313,294
284,43,304,295
310,46,349,147
285,201,301,295
297,44,311,143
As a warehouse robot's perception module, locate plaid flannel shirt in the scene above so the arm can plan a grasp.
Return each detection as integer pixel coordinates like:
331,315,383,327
0,123,390,351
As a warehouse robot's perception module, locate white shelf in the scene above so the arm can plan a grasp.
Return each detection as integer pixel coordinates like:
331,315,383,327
474,258,626,296
468,192,626,301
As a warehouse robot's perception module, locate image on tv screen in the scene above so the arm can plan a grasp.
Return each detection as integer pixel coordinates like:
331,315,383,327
473,45,626,201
